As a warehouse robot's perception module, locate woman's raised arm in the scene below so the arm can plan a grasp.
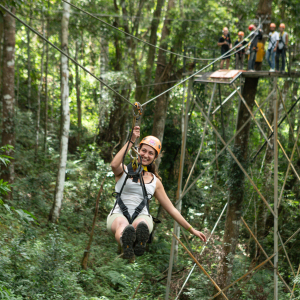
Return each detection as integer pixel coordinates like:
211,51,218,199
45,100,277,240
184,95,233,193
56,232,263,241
110,126,140,177
154,180,206,242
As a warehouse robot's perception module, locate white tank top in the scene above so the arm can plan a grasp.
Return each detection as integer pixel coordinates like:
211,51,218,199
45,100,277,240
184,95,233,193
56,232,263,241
110,168,157,217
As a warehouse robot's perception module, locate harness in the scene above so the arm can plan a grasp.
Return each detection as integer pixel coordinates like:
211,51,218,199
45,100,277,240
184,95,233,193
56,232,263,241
112,163,151,224
278,31,287,50
268,31,277,49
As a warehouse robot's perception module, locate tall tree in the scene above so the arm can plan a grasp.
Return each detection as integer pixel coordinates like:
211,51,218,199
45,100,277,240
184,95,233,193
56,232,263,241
75,39,82,146
215,78,259,299
49,1,71,222
0,11,4,98
27,2,32,109
0,5,16,199
44,6,49,155
133,0,165,105
151,0,176,169
96,0,131,161
35,17,45,161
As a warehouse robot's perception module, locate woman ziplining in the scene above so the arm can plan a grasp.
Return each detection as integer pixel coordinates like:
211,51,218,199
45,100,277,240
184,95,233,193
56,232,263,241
107,122,207,260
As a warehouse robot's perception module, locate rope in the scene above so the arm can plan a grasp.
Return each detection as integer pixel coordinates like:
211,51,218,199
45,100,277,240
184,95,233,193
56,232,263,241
62,0,222,62
0,4,135,108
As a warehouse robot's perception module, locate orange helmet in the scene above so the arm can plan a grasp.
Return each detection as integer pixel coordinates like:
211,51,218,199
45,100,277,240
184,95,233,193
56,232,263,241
238,31,244,36
140,136,161,156
279,23,285,29
270,23,276,28
248,24,255,31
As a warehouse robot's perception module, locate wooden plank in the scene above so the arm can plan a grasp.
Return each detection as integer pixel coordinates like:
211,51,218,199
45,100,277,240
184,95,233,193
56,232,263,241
242,71,300,78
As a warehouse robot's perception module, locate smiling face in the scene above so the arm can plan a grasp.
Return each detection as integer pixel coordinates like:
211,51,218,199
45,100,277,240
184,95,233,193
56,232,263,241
139,144,156,166
223,28,229,35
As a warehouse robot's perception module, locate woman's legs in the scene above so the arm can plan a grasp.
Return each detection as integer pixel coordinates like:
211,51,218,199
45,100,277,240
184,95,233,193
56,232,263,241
111,216,130,244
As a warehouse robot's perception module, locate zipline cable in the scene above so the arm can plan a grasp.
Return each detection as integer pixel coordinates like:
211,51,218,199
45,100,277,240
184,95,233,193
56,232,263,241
142,27,260,107
0,4,135,108
5,4,262,110
62,0,225,62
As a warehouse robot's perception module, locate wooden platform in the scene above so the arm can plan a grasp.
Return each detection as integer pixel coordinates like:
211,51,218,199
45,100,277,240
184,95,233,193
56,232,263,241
194,71,242,84
191,70,300,85
242,70,300,78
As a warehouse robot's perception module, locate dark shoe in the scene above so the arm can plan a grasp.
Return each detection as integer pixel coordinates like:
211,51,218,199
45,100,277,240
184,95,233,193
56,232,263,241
134,222,150,256
121,225,136,259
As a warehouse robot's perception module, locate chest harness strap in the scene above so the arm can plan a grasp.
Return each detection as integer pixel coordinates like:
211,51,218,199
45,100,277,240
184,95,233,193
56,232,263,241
113,163,151,224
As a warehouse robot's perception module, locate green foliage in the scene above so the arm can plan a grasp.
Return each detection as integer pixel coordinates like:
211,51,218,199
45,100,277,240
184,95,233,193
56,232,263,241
1,0,300,299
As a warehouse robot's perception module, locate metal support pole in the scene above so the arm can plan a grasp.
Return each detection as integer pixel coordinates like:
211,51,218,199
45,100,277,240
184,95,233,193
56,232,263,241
219,83,226,141
274,83,279,300
165,78,191,300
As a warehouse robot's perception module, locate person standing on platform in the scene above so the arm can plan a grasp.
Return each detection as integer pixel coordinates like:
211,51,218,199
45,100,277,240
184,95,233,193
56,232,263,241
247,24,263,71
254,38,265,70
234,31,247,70
276,23,288,73
217,27,232,69
266,23,279,72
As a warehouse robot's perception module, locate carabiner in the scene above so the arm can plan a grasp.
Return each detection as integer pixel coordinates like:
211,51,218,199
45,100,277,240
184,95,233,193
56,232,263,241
133,102,143,119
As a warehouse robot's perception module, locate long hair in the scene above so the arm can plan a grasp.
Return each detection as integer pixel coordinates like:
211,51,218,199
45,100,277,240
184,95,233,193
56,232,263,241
147,161,162,182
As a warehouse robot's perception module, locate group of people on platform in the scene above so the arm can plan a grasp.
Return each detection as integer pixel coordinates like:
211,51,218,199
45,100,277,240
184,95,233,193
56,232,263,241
217,23,289,73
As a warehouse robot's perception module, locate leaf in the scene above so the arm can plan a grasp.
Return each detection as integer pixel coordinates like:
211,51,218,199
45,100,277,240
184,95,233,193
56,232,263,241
15,209,39,224
3,204,12,213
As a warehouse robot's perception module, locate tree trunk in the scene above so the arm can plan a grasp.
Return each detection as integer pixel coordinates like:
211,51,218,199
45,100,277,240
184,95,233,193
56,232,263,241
134,0,165,104
257,0,273,38
81,177,105,270
49,1,71,223
215,77,259,299
27,5,32,109
98,36,108,129
0,11,4,99
0,6,16,200
96,4,129,162
44,4,49,155
254,80,276,261
75,39,82,146
35,18,45,161
289,82,298,147
151,0,175,169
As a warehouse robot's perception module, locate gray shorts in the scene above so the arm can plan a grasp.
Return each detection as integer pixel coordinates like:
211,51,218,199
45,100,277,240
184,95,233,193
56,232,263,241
107,213,154,234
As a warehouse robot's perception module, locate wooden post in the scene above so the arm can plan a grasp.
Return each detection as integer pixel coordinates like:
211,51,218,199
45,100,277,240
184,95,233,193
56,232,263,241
165,77,191,300
81,177,105,269
274,79,279,300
